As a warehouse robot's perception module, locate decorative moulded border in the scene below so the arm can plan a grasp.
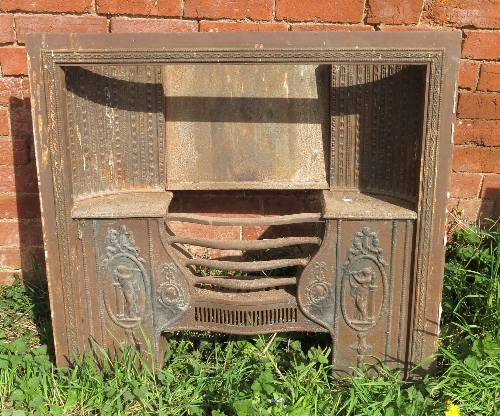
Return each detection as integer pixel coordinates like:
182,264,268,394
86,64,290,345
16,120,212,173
28,33,459,373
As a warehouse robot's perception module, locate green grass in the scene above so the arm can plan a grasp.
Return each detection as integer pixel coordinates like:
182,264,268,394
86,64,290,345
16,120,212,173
1,222,500,415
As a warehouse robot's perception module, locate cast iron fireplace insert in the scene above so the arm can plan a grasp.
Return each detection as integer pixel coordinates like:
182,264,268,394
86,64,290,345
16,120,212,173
27,32,460,377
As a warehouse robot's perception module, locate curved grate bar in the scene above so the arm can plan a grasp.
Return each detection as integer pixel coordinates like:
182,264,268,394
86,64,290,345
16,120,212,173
184,257,309,271
166,235,321,250
164,212,322,226
194,276,297,290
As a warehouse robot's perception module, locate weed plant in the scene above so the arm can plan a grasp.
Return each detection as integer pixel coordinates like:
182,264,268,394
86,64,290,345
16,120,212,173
1,223,500,415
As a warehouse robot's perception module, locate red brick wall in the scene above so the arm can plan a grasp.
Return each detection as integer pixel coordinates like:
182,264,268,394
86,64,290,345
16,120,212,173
1,0,499,284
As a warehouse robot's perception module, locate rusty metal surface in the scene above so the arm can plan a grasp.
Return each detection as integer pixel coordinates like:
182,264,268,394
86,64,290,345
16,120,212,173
164,64,330,190
26,32,460,378
321,190,417,220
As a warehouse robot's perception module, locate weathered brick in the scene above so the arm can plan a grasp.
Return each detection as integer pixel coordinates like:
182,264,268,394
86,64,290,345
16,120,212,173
0,246,21,269
457,92,500,119
481,175,500,198
447,197,493,223
0,166,38,193
449,173,482,198
97,0,181,17
462,31,500,60
423,0,500,29
458,61,479,90
1,0,92,13
0,194,41,219
478,64,500,92
10,108,32,136
367,0,422,25
453,147,500,173
0,221,43,246
0,77,22,106
181,196,262,216
168,221,240,240
493,201,500,220
200,21,288,32
0,47,27,75
0,138,29,165
243,222,318,239
111,18,197,33
21,78,30,106
0,271,19,286
0,14,14,44
0,222,20,246
21,246,45,270
185,0,272,20
0,108,9,135
276,0,364,23
291,24,374,31
378,24,451,31
15,15,108,45
454,120,500,146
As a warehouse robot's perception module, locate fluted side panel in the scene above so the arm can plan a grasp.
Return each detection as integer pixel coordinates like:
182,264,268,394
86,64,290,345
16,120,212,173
64,65,164,198
330,64,426,202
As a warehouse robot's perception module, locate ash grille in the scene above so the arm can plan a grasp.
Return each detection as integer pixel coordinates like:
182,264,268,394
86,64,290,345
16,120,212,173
194,307,297,326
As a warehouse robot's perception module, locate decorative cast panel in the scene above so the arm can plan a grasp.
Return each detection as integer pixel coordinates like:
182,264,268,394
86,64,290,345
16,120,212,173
64,65,165,198
330,64,425,202
27,33,459,377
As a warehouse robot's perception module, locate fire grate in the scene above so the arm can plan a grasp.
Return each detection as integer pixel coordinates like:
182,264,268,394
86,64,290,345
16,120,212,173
27,32,460,378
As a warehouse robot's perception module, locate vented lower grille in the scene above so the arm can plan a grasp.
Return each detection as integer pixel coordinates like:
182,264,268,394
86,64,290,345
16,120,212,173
194,307,297,326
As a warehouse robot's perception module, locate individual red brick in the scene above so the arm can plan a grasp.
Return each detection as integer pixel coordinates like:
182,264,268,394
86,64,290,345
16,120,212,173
422,0,500,29
0,15,14,44
1,0,92,13
0,138,29,165
21,78,30,106
458,61,479,90
21,246,45,270
462,31,500,60
449,173,482,198
185,0,272,20
481,175,500,198
111,18,197,33
242,225,269,240
242,223,318,239
457,92,500,120
0,109,9,135
276,0,364,23
493,201,500,220
168,221,240,240
0,246,21,269
0,47,27,75
454,120,500,146
0,222,20,246
478,64,500,92
0,221,42,246
447,198,493,223
0,166,38,193
15,15,108,44
367,0,422,25
182,196,262,217
378,24,451,31
453,147,500,173
0,194,41,219
0,77,22,106
200,21,288,32
97,0,180,17
291,24,374,31
0,271,19,286
10,108,32,136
